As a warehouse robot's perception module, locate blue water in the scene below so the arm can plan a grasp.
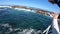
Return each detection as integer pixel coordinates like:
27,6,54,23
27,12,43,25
0,8,52,34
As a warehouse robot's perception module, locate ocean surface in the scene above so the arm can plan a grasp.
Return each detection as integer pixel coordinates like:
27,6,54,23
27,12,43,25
0,8,52,34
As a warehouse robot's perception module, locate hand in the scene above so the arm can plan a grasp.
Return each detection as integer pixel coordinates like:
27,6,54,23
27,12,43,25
53,13,59,19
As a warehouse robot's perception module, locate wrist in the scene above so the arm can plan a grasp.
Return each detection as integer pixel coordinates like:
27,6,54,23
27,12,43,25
53,17,58,19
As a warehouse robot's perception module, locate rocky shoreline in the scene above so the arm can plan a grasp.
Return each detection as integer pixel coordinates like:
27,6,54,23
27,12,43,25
0,5,54,17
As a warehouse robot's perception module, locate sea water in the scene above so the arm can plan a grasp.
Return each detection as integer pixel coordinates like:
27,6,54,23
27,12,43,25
0,8,52,34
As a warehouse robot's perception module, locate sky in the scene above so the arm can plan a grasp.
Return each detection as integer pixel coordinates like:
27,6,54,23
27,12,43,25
0,0,60,13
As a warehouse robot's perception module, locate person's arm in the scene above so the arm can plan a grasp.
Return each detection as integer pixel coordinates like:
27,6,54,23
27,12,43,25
53,13,60,34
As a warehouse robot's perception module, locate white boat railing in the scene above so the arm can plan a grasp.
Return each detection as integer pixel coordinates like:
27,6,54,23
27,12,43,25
43,25,51,34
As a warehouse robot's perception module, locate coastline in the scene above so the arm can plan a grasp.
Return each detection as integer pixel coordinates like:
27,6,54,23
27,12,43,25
0,5,54,17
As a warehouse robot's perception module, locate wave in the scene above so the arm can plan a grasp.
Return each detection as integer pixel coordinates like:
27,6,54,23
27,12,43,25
0,23,44,34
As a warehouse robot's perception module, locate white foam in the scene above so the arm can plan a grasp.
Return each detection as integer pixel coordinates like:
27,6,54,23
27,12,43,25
14,8,36,13
0,23,51,34
0,23,11,27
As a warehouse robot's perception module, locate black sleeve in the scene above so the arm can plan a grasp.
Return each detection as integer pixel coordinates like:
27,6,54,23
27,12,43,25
54,0,60,7
58,14,60,19
57,1,60,7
